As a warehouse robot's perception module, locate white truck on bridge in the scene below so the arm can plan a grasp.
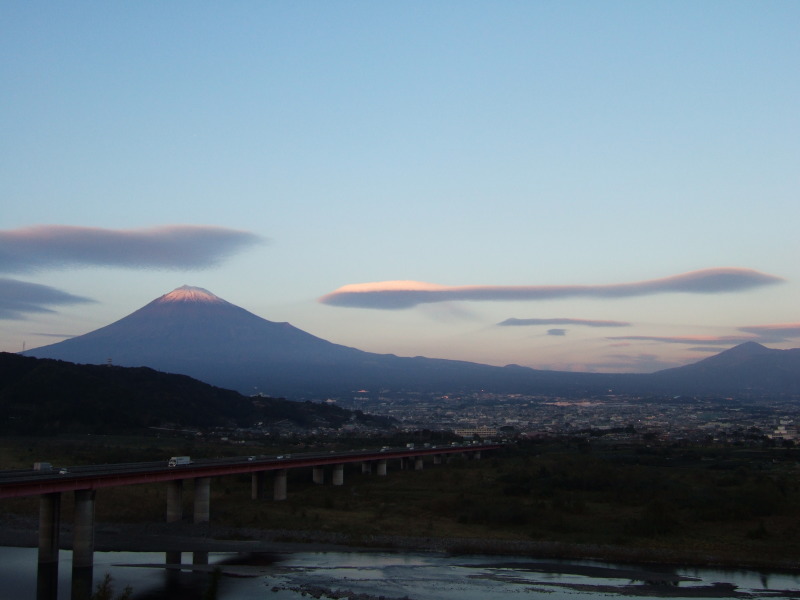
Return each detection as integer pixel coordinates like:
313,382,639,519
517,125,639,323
168,456,192,467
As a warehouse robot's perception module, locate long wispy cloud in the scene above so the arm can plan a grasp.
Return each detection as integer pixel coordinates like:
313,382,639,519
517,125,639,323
607,323,800,346
319,268,783,310
738,323,800,339
0,224,265,321
498,318,631,327
0,225,265,273
606,335,755,345
0,278,95,320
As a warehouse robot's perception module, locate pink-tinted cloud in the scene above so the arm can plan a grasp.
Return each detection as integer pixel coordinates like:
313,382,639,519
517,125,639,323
738,323,800,341
0,278,94,320
605,335,755,345
319,268,783,309
609,324,800,346
687,347,731,353
0,225,265,273
587,353,677,373
499,317,631,327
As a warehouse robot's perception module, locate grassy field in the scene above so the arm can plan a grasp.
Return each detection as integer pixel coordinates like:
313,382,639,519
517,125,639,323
2,435,800,568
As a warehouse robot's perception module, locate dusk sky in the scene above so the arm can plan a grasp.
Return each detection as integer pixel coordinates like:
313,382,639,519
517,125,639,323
2,2,799,374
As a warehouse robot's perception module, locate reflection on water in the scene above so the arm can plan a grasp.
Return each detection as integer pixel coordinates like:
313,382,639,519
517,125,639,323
2,546,800,600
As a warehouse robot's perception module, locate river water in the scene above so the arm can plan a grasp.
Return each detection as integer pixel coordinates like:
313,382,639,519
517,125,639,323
3,546,800,600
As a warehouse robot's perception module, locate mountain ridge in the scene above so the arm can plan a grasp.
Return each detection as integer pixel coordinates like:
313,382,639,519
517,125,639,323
0,351,393,435
22,287,800,398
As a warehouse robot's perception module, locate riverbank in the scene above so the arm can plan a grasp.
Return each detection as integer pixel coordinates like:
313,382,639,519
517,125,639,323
1,514,798,575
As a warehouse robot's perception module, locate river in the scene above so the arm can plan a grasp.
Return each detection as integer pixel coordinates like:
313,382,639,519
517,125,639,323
3,546,800,600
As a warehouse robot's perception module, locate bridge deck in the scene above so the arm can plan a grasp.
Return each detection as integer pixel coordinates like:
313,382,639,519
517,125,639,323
0,444,501,499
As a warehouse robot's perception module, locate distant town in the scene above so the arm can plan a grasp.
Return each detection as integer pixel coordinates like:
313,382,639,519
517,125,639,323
212,391,800,448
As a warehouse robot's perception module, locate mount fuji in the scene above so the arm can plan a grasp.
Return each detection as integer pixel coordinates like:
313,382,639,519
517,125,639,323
21,286,800,398
23,286,573,397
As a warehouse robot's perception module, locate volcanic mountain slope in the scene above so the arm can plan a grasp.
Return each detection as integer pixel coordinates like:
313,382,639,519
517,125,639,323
649,341,800,396
22,286,800,398
23,286,371,396
22,286,626,397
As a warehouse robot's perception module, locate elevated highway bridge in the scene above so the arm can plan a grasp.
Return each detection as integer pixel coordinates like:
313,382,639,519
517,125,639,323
0,442,500,600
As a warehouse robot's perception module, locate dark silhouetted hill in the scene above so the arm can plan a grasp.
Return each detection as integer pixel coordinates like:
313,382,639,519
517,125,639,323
0,352,393,435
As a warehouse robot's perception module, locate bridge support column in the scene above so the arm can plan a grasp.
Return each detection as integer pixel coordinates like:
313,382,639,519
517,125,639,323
252,471,266,499
399,457,407,470
167,480,183,522
312,466,324,485
414,457,424,471
361,461,372,475
274,469,287,501
474,451,481,460
433,454,442,465
332,464,344,486
376,459,387,476
193,477,211,523
165,551,182,568
37,492,61,600
71,489,96,600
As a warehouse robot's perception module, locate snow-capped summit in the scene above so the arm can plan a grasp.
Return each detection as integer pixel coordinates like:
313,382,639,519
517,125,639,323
157,285,226,304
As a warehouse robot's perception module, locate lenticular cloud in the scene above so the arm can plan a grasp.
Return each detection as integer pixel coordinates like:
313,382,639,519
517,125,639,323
0,225,265,273
319,268,783,310
0,278,94,320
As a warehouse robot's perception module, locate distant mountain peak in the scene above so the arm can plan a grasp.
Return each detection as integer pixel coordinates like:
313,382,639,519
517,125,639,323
721,341,770,356
157,285,225,304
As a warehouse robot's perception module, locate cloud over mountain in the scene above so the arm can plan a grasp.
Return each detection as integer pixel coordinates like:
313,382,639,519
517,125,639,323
606,335,754,345
319,268,783,310
0,278,95,320
738,323,800,341
0,225,265,273
609,323,800,346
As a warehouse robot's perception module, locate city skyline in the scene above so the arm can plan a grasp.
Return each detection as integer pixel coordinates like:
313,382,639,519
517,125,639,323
2,2,799,373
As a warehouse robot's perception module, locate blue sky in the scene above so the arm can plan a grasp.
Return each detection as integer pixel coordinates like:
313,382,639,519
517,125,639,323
2,1,799,374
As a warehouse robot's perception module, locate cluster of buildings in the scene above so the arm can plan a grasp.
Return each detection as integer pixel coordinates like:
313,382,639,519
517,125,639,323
335,391,800,445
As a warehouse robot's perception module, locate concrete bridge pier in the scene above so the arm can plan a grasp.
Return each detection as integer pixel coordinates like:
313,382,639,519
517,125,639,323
71,489,96,600
474,451,482,460
414,457,424,471
166,480,183,522
164,552,182,592
193,477,210,523
332,464,344,486
376,459,387,476
165,551,182,567
361,461,372,475
274,469,288,501
312,466,324,485
433,454,442,465
37,492,61,600
251,471,266,500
